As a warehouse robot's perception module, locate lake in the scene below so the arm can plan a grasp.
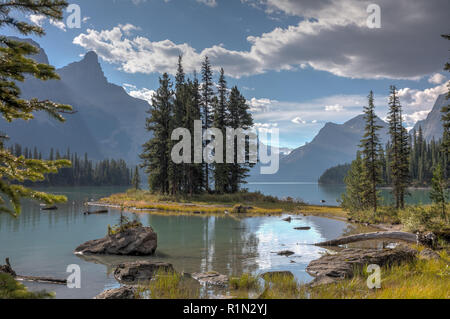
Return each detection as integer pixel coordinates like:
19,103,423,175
0,184,430,299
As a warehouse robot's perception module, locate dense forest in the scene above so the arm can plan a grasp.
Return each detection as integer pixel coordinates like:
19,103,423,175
319,126,447,187
141,56,254,195
6,144,132,187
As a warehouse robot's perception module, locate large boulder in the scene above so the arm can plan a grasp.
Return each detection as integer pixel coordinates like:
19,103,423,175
114,261,174,284
94,286,136,299
191,271,228,287
74,227,157,256
306,247,416,286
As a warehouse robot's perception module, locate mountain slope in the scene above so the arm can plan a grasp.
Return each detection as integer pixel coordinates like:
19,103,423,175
1,38,149,163
250,115,389,182
413,93,447,142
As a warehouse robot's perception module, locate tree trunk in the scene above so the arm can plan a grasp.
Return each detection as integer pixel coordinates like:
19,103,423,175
314,231,417,246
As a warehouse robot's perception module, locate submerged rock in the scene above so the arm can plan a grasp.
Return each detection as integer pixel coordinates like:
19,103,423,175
306,247,416,286
114,261,174,284
294,226,311,230
277,250,295,257
191,271,228,287
261,271,294,281
94,286,136,299
74,227,157,256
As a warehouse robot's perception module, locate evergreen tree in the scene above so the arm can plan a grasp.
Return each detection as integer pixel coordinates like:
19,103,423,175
213,68,229,193
132,166,141,190
387,85,410,209
430,163,448,221
341,152,369,212
359,91,383,212
0,0,72,217
227,86,254,193
201,56,214,192
140,73,173,194
441,34,450,177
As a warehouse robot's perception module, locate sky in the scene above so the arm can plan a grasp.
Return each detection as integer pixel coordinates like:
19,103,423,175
4,0,450,149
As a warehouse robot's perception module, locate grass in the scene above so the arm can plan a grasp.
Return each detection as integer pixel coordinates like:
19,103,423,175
0,273,54,299
309,250,450,299
259,273,308,299
135,270,200,299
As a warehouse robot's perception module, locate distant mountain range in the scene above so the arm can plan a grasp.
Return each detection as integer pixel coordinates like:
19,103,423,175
249,115,390,182
413,93,447,142
1,37,149,163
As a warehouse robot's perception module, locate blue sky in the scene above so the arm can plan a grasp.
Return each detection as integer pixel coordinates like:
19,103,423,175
4,0,450,148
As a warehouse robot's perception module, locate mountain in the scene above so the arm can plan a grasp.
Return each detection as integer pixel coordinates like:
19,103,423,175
250,115,389,182
413,93,447,142
1,37,149,163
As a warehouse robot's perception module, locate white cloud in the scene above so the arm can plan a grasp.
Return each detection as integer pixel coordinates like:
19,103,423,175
49,19,66,31
29,14,46,27
428,73,446,84
196,0,218,7
291,117,306,125
123,84,155,104
325,104,344,112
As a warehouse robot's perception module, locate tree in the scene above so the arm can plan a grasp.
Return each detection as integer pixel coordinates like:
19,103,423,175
359,91,383,212
201,56,214,192
0,0,72,217
387,85,410,209
441,34,450,177
341,152,369,212
227,86,254,193
213,68,229,193
132,166,141,190
430,163,448,221
140,73,173,194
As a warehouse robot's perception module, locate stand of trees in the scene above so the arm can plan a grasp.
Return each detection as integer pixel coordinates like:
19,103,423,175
141,56,254,195
6,144,131,187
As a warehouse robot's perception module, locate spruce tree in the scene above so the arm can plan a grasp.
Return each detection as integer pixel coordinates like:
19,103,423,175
441,34,450,177
132,166,141,190
341,152,368,212
0,0,72,217
140,73,173,194
201,56,214,192
430,163,448,221
387,85,410,209
213,68,229,193
359,91,383,212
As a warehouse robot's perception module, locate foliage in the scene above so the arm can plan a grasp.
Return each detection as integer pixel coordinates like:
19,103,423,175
0,273,54,299
229,273,260,291
318,163,351,184
0,0,73,217
131,165,141,190
136,269,200,299
399,205,449,233
430,163,449,220
341,153,370,212
259,273,307,299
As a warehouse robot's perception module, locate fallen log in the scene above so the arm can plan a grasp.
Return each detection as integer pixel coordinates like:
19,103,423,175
314,231,417,246
84,209,108,215
15,275,67,285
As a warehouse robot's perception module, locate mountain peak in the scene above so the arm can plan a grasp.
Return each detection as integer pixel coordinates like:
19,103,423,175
83,51,99,63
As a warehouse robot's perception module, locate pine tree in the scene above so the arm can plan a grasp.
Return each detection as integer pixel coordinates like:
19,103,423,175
0,0,72,217
213,68,229,193
430,163,448,221
132,166,141,190
441,34,450,177
227,86,254,193
387,85,410,209
140,73,173,194
341,152,369,212
359,91,383,212
201,56,214,192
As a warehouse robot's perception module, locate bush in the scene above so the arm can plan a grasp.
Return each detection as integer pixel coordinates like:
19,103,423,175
399,206,448,233
0,273,54,299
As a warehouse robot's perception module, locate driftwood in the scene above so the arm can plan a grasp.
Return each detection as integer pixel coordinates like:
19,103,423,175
0,258,67,285
314,231,417,246
84,209,108,215
41,206,58,211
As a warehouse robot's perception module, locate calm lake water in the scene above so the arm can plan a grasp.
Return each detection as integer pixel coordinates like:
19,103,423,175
0,184,430,299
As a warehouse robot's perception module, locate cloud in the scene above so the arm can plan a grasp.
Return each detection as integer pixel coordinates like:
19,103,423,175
428,73,446,84
196,0,218,7
325,104,344,112
291,117,307,125
28,14,66,31
123,84,155,104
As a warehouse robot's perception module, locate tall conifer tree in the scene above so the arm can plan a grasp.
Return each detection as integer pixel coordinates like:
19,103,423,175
201,56,214,192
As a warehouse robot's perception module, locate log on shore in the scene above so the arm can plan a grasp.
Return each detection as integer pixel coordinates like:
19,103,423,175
15,275,67,285
314,231,417,246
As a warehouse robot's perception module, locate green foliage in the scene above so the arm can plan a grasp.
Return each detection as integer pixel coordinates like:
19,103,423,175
430,163,449,220
131,165,141,190
0,273,54,299
0,0,73,217
441,34,450,177
229,273,260,291
318,163,351,184
341,153,370,212
399,205,449,233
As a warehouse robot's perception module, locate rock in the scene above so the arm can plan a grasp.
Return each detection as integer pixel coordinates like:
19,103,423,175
282,216,292,222
417,231,437,249
418,248,440,260
94,286,136,299
309,275,337,287
260,271,294,281
74,226,157,256
114,261,174,284
294,226,311,230
41,206,57,211
306,247,416,285
277,250,295,257
0,258,16,277
191,271,228,287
